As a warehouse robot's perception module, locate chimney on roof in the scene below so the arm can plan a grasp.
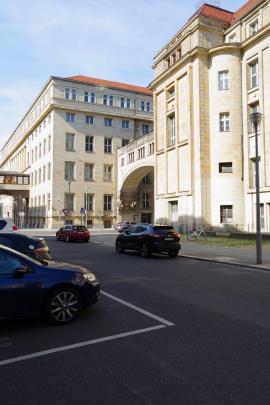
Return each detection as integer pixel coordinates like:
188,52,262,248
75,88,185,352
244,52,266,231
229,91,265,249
195,0,221,9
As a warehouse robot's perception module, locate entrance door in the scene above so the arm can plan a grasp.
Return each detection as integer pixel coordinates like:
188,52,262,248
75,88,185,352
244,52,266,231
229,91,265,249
168,201,178,227
141,213,152,224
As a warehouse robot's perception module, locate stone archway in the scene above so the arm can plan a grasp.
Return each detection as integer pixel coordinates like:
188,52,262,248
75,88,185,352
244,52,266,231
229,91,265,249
118,165,154,223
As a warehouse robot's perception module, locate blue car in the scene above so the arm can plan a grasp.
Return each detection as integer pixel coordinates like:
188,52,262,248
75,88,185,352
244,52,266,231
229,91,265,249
0,245,100,324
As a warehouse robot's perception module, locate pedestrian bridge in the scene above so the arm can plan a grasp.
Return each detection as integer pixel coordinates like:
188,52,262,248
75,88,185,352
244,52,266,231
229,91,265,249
0,171,30,197
117,132,155,222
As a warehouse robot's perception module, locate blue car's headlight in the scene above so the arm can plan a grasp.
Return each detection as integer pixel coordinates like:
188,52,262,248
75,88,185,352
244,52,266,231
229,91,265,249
82,272,96,282
74,272,96,285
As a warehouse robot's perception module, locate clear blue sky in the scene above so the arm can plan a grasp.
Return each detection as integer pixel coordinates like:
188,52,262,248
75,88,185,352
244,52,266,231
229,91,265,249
0,0,244,145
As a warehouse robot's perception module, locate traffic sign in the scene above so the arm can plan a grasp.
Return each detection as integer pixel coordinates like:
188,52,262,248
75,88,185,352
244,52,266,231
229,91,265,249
62,208,69,216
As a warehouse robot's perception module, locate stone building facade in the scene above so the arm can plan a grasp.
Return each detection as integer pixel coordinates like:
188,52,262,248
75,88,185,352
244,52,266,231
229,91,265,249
150,0,270,232
0,76,153,228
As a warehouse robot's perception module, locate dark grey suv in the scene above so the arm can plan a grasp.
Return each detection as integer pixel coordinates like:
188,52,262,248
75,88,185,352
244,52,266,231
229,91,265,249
115,224,181,258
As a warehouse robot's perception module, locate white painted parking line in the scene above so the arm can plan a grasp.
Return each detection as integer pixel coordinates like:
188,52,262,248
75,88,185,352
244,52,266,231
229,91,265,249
101,291,175,327
0,325,166,367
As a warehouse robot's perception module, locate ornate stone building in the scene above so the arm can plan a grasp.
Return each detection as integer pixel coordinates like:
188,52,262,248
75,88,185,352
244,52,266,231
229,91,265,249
0,76,153,228
150,0,270,232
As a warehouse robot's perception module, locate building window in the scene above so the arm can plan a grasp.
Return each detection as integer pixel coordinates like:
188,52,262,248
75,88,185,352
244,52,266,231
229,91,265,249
122,120,129,129
220,113,230,132
39,143,42,158
104,195,112,211
85,115,94,125
143,175,151,184
143,193,150,209
167,86,175,99
120,97,125,108
84,163,94,181
66,133,75,151
109,95,114,106
47,194,51,211
250,61,259,88
104,165,112,182
66,113,75,123
219,71,229,90
65,88,70,100
122,139,129,147
47,163,51,180
249,20,258,36
250,157,261,189
219,162,233,173
103,95,108,105
220,205,233,223
65,193,75,212
142,124,150,135
127,98,131,109
229,33,236,43
104,219,112,228
121,157,125,166
43,139,46,155
148,142,154,155
104,118,112,127
84,91,89,102
43,165,46,182
64,161,75,181
89,92,95,103
104,138,112,153
84,194,94,211
128,152,135,163
85,136,94,152
39,168,41,184
146,101,151,112
48,135,51,152
138,147,145,159
168,114,176,145
141,101,145,111
65,89,76,100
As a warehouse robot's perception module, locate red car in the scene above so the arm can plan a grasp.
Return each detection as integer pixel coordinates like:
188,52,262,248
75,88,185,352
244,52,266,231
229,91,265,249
56,225,90,243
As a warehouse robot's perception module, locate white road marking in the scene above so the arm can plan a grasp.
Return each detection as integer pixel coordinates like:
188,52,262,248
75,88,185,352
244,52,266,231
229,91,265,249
0,325,166,367
101,291,175,327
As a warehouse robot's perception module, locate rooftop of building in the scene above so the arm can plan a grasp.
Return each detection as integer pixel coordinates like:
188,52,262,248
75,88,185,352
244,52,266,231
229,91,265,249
64,75,153,96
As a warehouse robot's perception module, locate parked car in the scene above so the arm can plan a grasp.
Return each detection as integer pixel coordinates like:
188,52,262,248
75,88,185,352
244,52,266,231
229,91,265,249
0,233,51,261
0,245,100,324
116,224,181,258
0,218,17,232
115,221,136,233
56,225,90,242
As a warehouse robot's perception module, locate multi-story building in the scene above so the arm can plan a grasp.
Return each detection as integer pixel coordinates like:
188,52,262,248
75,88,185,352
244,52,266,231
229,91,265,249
150,0,270,232
0,75,153,228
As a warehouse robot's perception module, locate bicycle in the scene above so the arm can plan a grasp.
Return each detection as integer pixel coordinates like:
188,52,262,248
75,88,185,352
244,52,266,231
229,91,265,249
187,226,207,240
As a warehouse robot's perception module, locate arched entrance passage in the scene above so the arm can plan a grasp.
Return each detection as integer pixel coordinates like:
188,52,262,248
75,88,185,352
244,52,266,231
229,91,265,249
118,165,154,223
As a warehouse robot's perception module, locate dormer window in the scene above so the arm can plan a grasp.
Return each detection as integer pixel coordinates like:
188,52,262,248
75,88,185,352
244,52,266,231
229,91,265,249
249,20,258,36
229,33,236,43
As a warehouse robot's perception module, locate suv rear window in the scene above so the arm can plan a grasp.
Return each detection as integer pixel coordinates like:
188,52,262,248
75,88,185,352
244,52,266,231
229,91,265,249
72,226,86,231
0,220,7,230
152,226,175,235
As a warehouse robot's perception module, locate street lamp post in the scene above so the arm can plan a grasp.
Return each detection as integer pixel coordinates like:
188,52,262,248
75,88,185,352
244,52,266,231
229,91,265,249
250,112,263,264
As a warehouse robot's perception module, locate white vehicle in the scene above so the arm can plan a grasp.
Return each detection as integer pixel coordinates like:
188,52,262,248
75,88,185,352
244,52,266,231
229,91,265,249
0,218,18,232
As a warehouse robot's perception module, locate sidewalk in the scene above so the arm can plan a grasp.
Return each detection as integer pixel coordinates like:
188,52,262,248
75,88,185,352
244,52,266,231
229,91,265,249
180,241,270,271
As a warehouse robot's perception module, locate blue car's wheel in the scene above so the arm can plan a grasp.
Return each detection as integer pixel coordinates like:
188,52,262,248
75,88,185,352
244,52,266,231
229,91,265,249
46,288,81,324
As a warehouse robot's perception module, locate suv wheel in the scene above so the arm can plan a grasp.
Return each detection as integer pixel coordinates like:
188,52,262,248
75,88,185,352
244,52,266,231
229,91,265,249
46,288,81,324
141,243,151,258
116,241,125,253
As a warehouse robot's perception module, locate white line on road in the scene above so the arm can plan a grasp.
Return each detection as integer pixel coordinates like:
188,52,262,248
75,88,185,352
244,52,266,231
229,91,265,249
101,291,175,327
0,325,166,367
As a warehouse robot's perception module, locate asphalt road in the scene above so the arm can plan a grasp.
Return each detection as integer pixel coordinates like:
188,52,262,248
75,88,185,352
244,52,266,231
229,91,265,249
1,237,270,404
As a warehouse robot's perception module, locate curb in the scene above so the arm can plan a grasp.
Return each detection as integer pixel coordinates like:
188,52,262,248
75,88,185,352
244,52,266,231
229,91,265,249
179,254,270,272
